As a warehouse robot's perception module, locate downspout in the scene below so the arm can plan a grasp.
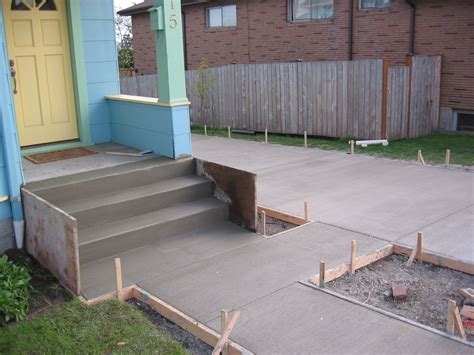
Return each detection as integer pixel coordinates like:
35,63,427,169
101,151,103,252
406,0,416,55
348,0,353,60
0,5,25,248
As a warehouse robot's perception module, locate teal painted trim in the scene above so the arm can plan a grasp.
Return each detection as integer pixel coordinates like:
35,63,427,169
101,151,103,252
20,141,88,156
67,0,92,146
0,3,24,222
151,0,188,104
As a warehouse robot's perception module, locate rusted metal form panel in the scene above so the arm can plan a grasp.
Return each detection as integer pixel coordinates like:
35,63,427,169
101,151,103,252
196,159,256,231
22,188,81,295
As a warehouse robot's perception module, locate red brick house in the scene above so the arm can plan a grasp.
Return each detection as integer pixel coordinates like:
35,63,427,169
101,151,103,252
118,0,474,131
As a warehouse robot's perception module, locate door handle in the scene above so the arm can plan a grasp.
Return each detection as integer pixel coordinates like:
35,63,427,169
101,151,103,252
9,59,17,94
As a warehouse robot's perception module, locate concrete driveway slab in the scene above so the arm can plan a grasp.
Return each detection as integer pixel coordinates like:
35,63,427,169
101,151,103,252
396,204,474,262
206,283,471,354
193,135,474,262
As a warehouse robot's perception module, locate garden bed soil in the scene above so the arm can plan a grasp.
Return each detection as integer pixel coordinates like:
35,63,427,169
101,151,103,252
256,215,299,236
327,254,474,341
129,299,213,354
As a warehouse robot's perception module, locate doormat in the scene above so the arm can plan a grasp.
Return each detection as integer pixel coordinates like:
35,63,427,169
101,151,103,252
25,147,98,164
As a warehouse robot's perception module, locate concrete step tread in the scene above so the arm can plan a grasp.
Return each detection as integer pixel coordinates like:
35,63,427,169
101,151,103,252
60,175,210,214
79,197,227,246
26,157,190,192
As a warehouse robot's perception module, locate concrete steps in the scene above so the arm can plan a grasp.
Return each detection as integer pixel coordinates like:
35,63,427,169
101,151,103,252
79,197,228,265
60,176,213,229
25,157,231,266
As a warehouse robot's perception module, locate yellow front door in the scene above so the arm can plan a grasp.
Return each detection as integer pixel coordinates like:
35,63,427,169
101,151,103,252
3,0,78,147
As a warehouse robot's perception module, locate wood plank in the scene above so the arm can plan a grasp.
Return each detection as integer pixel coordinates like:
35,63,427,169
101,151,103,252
393,244,474,275
257,205,308,226
212,310,241,355
133,287,251,355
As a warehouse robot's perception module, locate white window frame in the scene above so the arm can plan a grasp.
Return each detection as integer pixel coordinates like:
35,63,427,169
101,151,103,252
206,4,237,29
359,0,390,10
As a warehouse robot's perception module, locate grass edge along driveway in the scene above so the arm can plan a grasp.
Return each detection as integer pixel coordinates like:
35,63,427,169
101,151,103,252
192,126,474,167
0,299,186,354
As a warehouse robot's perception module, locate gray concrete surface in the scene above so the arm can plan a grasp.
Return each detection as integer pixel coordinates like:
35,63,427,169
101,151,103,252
23,143,158,182
206,283,469,354
26,138,473,352
192,135,474,263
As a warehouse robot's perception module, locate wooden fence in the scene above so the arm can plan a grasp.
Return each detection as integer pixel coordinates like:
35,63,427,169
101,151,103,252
120,56,441,140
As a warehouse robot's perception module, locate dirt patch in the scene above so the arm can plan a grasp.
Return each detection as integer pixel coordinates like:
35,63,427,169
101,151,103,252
3,249,70,320
327,254,474,341
256,214,299,236
129,299,213,355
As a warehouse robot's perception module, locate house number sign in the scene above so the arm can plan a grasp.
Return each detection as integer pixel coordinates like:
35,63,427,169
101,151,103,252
170,0,177,29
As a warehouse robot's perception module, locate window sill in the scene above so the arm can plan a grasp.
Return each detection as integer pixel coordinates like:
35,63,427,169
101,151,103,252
288,18,334,25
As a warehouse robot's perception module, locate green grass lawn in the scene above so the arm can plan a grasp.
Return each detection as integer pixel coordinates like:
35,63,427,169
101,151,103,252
0,299,186,354
191,126,474,166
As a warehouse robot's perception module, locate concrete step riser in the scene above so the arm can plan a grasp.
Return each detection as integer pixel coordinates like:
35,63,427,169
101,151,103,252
37,160,196,205
79,205,229,265
75,182,214,229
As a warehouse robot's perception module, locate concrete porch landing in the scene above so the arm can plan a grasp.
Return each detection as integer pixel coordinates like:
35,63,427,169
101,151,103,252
23,143,158,183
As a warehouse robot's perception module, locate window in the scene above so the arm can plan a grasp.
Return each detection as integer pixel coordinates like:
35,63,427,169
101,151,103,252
360,0,390,10
291,0,334,21
207,5,237,28
11,0,56,11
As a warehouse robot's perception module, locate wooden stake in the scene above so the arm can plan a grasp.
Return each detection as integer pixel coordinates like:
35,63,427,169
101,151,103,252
304,131,308,149
447,300,455,335
228,126,231,138
265,128,268,144
445,149,451,168
350,140,355,155
454,306,467,340
221,309,229,355
204,125,207,136
417,150,426,166
115,258,123,300
319,261,325,287
447,299,466,340
304,200,309,222
261,210,266,236
416,232,424,264
350,240,357,274
212,310,241,355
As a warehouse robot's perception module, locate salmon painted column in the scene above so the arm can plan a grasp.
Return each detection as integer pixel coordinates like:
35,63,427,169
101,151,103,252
150,0,191,158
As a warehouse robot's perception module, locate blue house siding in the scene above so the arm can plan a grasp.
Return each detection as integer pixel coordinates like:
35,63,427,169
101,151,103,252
0,2,25,252
80,0,120,144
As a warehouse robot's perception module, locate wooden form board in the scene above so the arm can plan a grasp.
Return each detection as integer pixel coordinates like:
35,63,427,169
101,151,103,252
22,188,81,295
393,244,474,275
132,287,252,355
80,285,252,355
257,205,309,226
310,243,473,286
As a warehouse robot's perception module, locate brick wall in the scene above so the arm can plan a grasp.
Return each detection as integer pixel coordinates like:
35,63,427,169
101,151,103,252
132,12,157,75
130,0,474,110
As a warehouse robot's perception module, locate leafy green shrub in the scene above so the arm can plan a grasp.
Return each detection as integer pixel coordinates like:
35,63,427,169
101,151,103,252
118,47,134,69
0,255,31,325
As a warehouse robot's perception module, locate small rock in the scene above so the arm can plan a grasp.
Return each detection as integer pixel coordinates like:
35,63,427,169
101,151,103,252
392,283,407,301
382,290,391,299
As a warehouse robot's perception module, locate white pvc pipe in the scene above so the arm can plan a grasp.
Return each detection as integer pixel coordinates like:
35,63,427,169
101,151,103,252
356,139,389,147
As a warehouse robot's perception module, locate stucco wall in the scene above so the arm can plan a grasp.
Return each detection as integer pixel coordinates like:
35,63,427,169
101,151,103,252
80,0,120,144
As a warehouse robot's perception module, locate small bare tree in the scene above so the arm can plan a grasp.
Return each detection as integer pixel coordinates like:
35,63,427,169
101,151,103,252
194,58,217,122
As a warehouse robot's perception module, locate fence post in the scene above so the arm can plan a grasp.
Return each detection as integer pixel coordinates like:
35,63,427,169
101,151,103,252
404,54,413,138
381,57,389,140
